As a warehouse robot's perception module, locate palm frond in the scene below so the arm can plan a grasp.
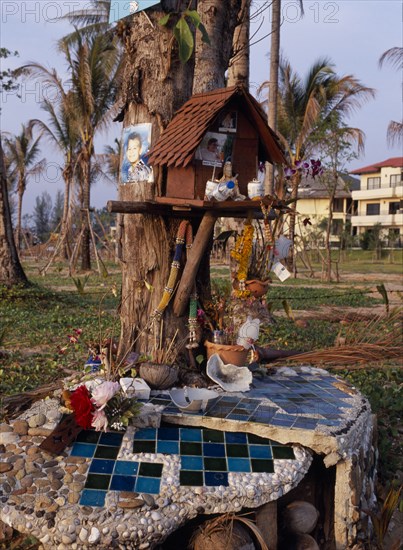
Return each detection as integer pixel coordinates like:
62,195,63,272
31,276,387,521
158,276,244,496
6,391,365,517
379,46,403,70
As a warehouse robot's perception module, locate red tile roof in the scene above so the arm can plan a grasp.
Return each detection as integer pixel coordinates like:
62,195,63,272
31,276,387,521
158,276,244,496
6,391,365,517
350,157,403,174
148,85,285,167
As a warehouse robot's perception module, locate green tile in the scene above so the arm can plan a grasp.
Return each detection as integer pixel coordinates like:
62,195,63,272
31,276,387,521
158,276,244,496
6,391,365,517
203,429,224,443
251,459,274,473
138,462,163,477
179,470,204,486
94,446,119,459
272,446,295,459
132,440,156,454
180,442,202,455
226,444,249,458
85,473,111,490
203,457,227,471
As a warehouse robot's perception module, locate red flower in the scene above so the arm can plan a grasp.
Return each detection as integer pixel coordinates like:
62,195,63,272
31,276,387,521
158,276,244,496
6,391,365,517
70,385,94,429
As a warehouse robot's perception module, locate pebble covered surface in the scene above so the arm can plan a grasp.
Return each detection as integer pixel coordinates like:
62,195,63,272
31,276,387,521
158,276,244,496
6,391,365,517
0,368,368,549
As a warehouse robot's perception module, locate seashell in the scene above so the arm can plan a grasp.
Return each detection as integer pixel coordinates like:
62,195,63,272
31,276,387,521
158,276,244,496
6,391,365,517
139,363,178,390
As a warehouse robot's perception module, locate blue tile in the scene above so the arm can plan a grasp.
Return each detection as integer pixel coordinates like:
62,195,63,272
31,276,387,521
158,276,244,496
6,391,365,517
227,458,251,472
158,427,179,440
157,440,179,454
225,432,247,444
180,428,202,442
249,445,272,459
292,417,319,429
271,417,295,427
79,489,106,507
181,456,203,470
204,472,228,486
133,428,156,440
70,442,96,458
99,432,124,446
89,459,115,474
114,461,139,476
110,475,136,492
226,413,251,421
203,443,226,457
135,476,161,494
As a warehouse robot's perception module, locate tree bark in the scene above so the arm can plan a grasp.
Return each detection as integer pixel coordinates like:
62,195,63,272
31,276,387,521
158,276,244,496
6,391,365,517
266,0,281,195
0,141,28,287
16,181,24,251
227,0,250,88
80,151,92,271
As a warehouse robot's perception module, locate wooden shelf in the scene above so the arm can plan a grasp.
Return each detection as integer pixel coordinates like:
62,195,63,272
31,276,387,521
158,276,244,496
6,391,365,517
107,197,277,219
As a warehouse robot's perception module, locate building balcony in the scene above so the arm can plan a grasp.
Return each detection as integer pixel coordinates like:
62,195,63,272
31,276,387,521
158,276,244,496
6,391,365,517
352,185,403,200
351,213,403,227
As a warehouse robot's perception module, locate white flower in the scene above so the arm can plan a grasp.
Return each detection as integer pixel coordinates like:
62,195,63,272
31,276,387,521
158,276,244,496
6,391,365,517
91,381,120,409
91,409,108,432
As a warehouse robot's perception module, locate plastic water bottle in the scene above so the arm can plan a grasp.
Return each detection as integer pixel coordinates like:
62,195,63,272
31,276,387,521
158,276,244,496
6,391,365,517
212,180,235,201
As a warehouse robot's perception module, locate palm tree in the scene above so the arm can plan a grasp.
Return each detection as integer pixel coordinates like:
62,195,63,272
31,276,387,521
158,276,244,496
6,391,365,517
261,57,375,270
60,33,122,270
379,47,403,147
3,124,44,250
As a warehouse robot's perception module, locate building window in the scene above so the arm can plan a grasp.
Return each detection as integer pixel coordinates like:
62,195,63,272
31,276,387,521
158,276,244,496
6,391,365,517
366,203,380,215
332,198,344,212
390,173,403,187
389,202,400,214
367,177,381,189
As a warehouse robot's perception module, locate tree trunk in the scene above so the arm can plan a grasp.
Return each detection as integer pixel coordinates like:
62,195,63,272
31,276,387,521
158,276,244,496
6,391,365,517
325,176,338,282
118,0,242,359
0,142,28,287
266,0,281,195
227,0,250,88
287,171,301,276
80,151,91,271
60,168,73,260
16,180,24,251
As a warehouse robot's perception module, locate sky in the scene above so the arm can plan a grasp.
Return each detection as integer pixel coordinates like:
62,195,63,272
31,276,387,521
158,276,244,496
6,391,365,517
1,0,402,216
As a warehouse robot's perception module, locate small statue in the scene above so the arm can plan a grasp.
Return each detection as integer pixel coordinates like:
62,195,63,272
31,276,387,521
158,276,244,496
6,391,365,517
219,161,245,201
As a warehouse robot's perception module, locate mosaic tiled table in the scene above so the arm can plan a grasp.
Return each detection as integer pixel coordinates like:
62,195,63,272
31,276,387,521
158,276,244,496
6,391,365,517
1,367,375,550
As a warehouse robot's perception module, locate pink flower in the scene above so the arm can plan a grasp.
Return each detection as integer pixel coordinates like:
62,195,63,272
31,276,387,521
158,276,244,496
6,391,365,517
91,409,108,432
91,381,120,409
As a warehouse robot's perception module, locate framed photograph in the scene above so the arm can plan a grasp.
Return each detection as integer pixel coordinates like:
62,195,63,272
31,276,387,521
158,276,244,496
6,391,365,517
195,132,234,167
120,123,153,184
219,111,237,133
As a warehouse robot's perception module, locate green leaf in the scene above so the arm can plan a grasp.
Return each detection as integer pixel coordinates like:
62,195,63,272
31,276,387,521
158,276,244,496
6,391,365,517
158,13,171,26
198,22,211,45
185,10,201,27
196,354,204,365
174,18,194,63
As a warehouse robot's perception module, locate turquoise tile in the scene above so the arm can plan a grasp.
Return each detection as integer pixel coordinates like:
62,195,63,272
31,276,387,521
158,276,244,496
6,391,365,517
79,489,106,507
249,445,272,459
134,428,156,440
227,458,251,472
70,442,96,458
181,456,203,470
114,461,139,476
157,440,179,454
89,459,115,474
180,428,202,442
135,476,161,494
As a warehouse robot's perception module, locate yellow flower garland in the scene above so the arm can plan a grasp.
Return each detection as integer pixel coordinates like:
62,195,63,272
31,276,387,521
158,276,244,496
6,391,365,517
230,222,254,298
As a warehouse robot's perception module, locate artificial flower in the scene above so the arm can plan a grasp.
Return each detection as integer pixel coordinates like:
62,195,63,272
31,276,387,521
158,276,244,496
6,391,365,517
70,385,94,429
91,381,120,410
91,409,108,432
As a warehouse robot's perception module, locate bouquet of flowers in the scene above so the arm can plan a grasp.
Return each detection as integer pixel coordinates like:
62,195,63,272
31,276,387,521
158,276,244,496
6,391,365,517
63,380,142,432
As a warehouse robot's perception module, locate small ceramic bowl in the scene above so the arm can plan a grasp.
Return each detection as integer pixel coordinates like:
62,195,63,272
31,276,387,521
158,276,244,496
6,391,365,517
169,388,219,413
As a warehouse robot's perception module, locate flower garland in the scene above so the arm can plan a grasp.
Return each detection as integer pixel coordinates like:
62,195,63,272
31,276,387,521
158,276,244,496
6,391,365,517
230,221,254,298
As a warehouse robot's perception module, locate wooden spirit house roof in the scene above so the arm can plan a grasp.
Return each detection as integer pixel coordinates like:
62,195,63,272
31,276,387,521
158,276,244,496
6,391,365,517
148,85,285,167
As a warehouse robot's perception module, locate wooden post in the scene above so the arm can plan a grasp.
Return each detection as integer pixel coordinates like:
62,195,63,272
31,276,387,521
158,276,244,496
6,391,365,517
255,501,277,550
173,212,217,317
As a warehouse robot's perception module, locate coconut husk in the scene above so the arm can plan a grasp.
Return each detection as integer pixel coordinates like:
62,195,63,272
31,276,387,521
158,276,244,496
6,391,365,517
294,533,320,550
283,501,319,534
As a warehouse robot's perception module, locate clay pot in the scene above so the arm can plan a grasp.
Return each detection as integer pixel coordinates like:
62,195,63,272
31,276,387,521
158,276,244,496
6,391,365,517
284,501,320,534
245,279,270,298
205,340,249,367
139,362,179,390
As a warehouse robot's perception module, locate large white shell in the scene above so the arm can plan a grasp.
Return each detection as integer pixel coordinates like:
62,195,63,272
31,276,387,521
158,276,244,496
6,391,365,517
169,387,219,412
206,353,252,392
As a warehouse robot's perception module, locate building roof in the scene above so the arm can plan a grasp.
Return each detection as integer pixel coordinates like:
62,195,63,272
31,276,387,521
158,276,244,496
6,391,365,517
298,173,357,199
148,85,285,167
350,157,403,174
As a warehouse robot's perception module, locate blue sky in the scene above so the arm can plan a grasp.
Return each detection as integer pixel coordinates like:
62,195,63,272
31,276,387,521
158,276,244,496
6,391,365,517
1,0,402,215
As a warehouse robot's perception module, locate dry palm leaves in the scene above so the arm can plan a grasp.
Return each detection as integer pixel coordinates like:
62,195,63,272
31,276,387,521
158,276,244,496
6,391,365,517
277,308,403,369
1,379,64,421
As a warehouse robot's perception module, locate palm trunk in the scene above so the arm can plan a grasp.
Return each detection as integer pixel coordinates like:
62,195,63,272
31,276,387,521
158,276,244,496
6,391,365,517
59,167,73,260
80,150,91,271
287,171,301,275
16,182,24,251
227,0,250,88
0,142,28,287
265,0,281,194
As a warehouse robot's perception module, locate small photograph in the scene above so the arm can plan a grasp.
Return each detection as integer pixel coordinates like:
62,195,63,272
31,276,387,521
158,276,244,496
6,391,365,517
195,132,234,167
120,123,153,184
219,111,237,133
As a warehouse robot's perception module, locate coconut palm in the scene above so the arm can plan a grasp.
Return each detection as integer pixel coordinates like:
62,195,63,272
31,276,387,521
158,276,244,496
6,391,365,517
379,47,403,147
58,0,111,47
3,124,45,250
59,33,122,270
